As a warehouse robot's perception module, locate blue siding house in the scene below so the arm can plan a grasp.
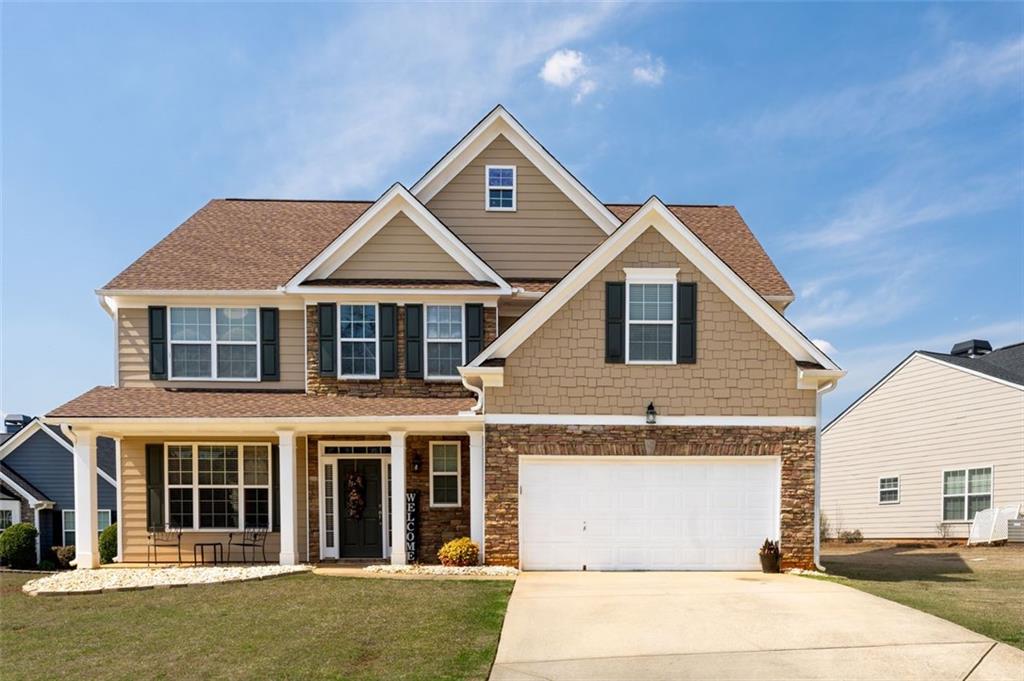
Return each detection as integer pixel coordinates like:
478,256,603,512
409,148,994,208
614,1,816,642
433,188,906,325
0,416,117,564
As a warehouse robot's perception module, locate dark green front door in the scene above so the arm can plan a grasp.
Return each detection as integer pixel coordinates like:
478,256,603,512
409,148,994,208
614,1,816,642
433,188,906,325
338,459,383,558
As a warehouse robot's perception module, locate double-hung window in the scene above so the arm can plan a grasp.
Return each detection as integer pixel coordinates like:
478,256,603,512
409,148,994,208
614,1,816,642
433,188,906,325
340,304,378,378
169,307,258,379
60,510,111,545
430,442,461,507
878,476,900,504
485,165,516,211
425,305,464,379
942,467,992,521
626,269,677,363
165,443,273,530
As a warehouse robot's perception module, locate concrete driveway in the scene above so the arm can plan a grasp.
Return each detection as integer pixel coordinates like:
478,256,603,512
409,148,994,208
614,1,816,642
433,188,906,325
490,572,1023,680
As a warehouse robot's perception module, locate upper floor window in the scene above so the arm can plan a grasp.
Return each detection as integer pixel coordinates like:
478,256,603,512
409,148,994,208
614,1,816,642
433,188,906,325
340,304,378,379
626,270,677,364
426,305,464,379
878,476,900,505
942,467,992,522
486,165,516,211
169,307,258,380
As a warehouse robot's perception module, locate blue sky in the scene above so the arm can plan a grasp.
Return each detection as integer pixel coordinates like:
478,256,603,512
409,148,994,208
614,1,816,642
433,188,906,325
2,3,1021,421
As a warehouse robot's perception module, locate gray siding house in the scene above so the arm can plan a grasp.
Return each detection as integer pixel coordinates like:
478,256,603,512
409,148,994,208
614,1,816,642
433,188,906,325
0,417,117,563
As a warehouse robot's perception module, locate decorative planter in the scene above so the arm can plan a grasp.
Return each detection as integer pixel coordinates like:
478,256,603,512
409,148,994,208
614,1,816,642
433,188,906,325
759,553,781,573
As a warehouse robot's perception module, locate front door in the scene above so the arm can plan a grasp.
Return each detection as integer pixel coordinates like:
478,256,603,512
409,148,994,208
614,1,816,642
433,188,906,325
338,459,383,558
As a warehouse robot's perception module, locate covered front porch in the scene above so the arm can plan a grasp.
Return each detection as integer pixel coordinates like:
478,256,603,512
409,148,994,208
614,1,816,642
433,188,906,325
51,414,484,569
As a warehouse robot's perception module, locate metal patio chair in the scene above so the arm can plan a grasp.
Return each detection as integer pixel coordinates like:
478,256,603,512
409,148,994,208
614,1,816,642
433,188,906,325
147,524,183,565
227,527,270,564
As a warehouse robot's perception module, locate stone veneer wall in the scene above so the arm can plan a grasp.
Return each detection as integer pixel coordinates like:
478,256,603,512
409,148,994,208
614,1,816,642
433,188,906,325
305,434,470,564
484,424,816,570
306,305,495,398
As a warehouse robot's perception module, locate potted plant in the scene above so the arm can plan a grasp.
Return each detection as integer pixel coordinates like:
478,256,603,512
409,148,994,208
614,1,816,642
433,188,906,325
758,539,781,573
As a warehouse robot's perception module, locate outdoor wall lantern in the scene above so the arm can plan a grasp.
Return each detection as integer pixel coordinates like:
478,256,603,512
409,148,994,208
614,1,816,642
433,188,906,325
412,453,423,473
646,402,658,425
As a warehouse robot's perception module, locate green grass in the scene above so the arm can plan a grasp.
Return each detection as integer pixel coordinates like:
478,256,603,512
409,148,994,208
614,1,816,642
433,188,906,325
1,572,513,681
818,544,1024,650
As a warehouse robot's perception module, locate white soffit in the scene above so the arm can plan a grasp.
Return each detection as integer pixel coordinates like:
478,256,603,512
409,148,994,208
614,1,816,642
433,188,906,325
410,105,620,235
470,196,841,372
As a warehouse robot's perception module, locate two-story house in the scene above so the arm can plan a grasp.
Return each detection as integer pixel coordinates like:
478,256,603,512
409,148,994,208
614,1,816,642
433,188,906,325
47,106,843,572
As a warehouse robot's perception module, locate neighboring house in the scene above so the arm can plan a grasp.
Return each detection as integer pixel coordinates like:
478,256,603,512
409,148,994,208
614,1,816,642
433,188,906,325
822,340,1024,540
0,416,118,563
45,105,843,572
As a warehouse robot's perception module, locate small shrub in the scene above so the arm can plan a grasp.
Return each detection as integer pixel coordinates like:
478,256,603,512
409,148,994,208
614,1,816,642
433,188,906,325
819,512,832,543
99,523,118,564
936,522,952,540
52,545,76,569
38,558,58,571
838,529,863,544
0,523,38,568
437,537,479,567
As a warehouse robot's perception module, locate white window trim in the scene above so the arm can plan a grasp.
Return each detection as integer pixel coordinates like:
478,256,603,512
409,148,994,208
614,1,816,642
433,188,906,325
338,303,381,380
429,441,462,508
425,304,466,381
0,499,21,531
940,466,994,523
164,442,274,532
62,509,76,545
317,441,393,560
878,475,900,505
625,268,679,365
484,164,517,212
167,307,261,382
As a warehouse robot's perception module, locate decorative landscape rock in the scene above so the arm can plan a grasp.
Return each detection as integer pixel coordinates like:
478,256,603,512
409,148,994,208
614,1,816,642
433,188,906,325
22,565,311,595
364,564,517,577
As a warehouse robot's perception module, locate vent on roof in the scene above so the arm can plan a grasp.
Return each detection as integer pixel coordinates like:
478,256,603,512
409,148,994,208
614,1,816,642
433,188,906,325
950,339,992,358
4,414,32,434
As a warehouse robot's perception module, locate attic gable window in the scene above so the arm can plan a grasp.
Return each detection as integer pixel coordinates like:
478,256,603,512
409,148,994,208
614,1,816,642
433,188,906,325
625,268,679,364
485,165,516,211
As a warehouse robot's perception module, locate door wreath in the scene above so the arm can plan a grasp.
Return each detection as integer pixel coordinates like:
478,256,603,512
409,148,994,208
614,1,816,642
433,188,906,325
346,472,366,520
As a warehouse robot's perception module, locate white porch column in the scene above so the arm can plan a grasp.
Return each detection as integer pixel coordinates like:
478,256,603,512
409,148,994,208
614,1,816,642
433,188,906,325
389,430,407,565
468,431,484,563
277,430,298,566
72,429,100,569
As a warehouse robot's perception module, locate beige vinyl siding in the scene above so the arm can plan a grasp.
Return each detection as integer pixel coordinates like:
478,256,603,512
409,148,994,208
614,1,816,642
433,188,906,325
822,355,1024,539
119,436,309,563
118,307,305,390
426,134,607,279
329,212,471,280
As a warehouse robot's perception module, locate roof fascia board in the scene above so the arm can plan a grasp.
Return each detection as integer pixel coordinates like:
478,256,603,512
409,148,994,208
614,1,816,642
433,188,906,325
0,470,50,507
285,184,510,290
103,294,306,310
411,106,620,235
471,197,840,371
296,288,508,298
0,420,73,462
45,415,484,437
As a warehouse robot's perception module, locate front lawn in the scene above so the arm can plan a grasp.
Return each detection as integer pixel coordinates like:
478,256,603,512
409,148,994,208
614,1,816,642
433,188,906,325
1,571,512,681
820,542,1024,650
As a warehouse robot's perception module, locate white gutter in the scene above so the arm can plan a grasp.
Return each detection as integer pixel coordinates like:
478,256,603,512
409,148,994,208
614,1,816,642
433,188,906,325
814,379,838,571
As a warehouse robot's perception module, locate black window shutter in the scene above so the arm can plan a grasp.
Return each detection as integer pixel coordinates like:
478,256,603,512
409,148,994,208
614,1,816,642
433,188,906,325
465,303,484,362
260,307,280,382
677,282,697,364
271,445,280,532
379,304,398,378
405,304,424,378
605,282,626,363
148,306,168,379
145,444,165,530
317,303,336,376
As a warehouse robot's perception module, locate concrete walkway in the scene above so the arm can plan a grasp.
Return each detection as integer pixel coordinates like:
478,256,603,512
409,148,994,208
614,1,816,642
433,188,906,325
490,572,1023,680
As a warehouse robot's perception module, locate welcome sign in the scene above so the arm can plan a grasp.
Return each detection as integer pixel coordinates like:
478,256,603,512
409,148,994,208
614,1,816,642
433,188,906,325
404,490,419,562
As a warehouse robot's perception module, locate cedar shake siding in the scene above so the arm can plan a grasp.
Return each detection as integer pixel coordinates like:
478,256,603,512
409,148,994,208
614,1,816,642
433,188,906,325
484,424,816,570
487,227,815,416
118,436,309,563
305,304,496,398
328,212,471,281
426,134,607,279
118,307,306,390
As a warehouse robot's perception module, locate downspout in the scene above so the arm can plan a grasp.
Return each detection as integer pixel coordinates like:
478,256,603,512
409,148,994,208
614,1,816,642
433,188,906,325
113,437,123,562
814,380,837,571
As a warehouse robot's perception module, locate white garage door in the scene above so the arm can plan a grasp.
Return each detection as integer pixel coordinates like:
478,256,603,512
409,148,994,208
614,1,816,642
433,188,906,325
519,457,780,571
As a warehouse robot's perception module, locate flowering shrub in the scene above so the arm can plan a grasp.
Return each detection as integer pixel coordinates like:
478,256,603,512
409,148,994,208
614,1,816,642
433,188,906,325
437,537,479,567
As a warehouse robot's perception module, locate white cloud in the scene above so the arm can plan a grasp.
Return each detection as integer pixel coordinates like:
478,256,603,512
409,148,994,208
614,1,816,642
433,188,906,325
574,78,597,103
540,49,587,87
632,57,665,85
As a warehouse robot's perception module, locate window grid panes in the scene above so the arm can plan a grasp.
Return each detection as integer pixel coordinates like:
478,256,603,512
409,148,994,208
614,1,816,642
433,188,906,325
169,307,258,379
627,283,675,362
340,305,377,377
63,510,76,546
942,467,992,521
199,488,239,529
426,305,463,378
431,443,460,506
487,166,515,209
0,510,12,530
879,477,899,504
165,443,272,531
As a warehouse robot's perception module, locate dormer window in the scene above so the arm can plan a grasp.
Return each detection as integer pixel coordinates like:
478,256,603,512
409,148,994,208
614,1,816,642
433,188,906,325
486,165,516,211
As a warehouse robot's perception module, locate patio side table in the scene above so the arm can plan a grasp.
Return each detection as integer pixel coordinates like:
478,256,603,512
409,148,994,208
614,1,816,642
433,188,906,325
193,542,223,566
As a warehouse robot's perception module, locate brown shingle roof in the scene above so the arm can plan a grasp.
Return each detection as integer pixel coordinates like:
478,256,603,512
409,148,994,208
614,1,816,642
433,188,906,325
508,279,560,293
47,387,475,419
104,199,372,291
605,204,792,298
